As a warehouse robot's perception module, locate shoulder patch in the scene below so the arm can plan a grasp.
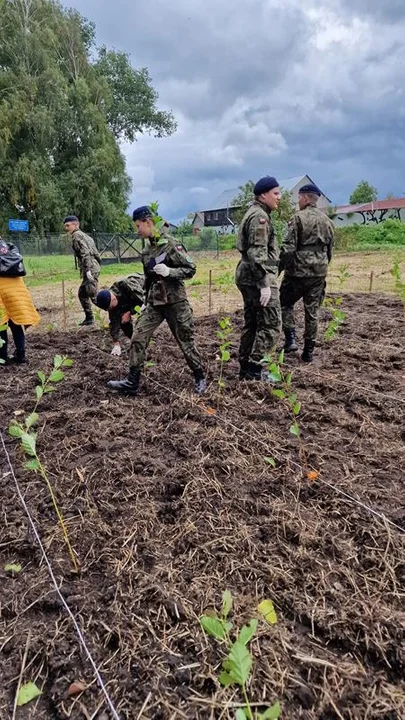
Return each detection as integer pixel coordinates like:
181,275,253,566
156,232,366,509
259,217,268,224
176,244,184,251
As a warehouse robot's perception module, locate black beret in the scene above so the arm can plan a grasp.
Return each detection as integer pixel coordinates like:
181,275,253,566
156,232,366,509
253,176,279,196
132,206,153,222
63,215,79,223
299,183,321,196
95,289,111,310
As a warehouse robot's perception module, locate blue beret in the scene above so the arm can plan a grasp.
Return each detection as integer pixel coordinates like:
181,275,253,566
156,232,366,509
132,206,153,222
63,215,79,223
254,176,279,196
95,289,111,310
299,184,321,196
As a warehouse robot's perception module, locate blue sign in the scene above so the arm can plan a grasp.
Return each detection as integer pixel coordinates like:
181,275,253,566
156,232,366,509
8,219,29,232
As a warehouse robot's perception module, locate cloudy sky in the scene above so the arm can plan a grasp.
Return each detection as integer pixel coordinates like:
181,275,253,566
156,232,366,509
71,0,405,222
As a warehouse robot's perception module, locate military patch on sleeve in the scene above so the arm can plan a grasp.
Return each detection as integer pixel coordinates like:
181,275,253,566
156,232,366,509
259,218,267,224
288,220,292,226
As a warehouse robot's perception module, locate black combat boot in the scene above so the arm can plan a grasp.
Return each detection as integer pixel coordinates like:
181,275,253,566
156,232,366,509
245,361,263,381
107,366,140,395
194,369,207,395
79,312,94,326
283,328,298,353
301,339,315,363
9,353,28,365
238,360,249,380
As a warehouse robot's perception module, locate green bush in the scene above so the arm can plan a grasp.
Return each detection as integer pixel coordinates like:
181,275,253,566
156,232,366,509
334,220,405,250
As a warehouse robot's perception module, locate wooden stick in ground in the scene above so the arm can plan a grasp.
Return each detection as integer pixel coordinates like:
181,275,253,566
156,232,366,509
208,269,213,314
12,628,31,720
369,270,374,292
62,279,67,329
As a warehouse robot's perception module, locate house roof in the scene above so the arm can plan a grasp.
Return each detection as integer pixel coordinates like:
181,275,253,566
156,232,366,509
335,198,405,214
202,175,331,211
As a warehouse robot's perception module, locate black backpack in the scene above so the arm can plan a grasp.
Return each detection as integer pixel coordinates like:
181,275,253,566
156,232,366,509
0,240,26,277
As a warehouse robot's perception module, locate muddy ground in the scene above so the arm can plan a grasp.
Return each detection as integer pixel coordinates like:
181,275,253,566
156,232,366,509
1,292,404,720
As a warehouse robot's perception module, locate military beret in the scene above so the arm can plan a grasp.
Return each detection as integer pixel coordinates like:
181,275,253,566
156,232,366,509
299,183,321,196
253,176,280,196
94,289,111,310
132,206,153,222
63,215,79,223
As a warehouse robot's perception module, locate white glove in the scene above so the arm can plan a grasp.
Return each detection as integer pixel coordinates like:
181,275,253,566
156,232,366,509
140,304,146,312
154,263,170,277
111,344,121,356
86,270,93,281
260,287,272,307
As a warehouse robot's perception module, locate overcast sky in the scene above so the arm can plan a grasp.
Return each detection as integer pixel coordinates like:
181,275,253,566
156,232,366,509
71,0,405,222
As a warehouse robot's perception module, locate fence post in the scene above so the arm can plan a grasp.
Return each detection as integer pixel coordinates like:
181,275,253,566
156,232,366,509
208,269,213,314
369,271,374,292
61,279,67,330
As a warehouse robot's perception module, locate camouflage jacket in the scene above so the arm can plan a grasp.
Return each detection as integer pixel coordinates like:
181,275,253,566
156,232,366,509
235,201,279,288
71,230,101,277
142,235,196,306
279,206,334,278
108,274,145,341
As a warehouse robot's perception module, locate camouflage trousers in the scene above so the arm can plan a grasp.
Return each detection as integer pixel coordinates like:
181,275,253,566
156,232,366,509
78,271,100,314
280,276,325,341
237,284,281,364
129,300,204,374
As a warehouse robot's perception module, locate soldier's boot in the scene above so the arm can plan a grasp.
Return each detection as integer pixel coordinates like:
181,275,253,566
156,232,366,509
301,339,315,363
194,369,207,395
9,353,28,365
107,366,140,395
245,361,263,381
238,360,249,380
283,328,298,353
79,312,94,327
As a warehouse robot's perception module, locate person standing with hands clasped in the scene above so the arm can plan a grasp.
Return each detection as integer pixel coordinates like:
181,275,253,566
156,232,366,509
107,206,206,396
235,176,281,381
64,215,101,326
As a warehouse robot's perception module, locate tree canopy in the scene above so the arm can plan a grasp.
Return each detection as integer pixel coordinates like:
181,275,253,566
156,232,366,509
0,0,176,234
349,181,378,205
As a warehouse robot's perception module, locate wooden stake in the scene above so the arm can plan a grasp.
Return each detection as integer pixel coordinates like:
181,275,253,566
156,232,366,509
62,280,67,329
369,271,374,292
208,269,213,314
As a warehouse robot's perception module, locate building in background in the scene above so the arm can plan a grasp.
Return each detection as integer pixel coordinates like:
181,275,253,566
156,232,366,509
332,199,405,226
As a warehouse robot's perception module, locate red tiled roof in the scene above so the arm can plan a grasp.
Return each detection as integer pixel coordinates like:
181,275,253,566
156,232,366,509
336,198,405,214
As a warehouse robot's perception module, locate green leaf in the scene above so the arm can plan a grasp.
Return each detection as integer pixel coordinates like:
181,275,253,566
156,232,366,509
292,402,301,416
266,372,281,383
238,619,258,646
235,709,248,720
289,392,297,404
25,412,39,430
258,599,277,625
37,370,46,384
49,369,64,383
200,615,226,640
272,389,285,399
227,640,252,685
61,357,73,367
264,456,276,468
53,354,63,368
289,423,300,437
8,422,24,439
44,385,56,393
277,349,285,364
16,681,42,706
219,670,234,687
285,373,292,386
24,459,40,471
35,386,43,402
260,702,282,719
222,589,232,619
218,379,226,389
221,350,230,362
21,432,37,457
4,563,22,573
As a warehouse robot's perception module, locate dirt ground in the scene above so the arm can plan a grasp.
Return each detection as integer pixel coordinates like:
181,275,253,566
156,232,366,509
1,292,404,720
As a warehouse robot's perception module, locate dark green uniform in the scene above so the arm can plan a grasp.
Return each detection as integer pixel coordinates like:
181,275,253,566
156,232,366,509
108,275,145,341
279,206,334,340
71,229,101,314
235,200,281,366
129,235,204,374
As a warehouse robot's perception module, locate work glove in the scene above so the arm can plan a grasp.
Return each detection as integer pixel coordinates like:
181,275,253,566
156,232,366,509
140,304,146,312
111,344,121,357
154,263,170,277
260,287,271,307
86,270,93,281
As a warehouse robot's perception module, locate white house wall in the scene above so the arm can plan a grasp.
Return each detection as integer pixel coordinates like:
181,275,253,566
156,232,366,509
334,208,405,227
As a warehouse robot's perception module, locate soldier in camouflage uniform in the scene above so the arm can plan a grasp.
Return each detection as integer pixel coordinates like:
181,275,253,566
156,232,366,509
94,274,145,355
279,183,334,362
64,215,101,326
235,176,281,380
107,206,206,396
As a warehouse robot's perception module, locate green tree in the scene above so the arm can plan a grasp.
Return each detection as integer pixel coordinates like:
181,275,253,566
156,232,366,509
0,0,176,234
349,180,378,205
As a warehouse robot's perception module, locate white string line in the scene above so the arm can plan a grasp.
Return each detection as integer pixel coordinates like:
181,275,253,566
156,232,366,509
146,376,405,536
0,433,121,720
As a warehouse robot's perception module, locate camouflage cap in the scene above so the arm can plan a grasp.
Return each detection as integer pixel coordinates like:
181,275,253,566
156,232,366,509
299,184,321,196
